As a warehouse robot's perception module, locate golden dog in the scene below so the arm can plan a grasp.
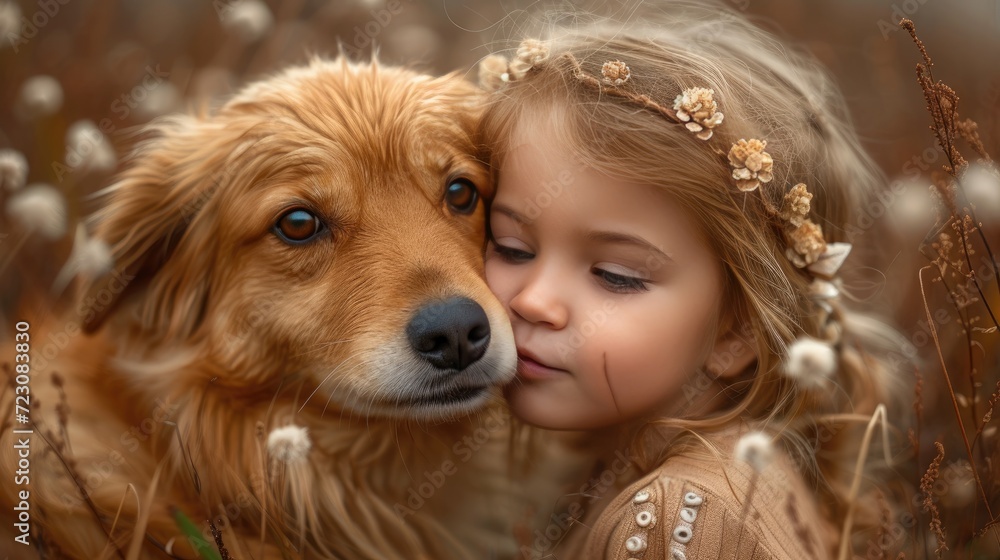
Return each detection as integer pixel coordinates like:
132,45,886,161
0,57,523,559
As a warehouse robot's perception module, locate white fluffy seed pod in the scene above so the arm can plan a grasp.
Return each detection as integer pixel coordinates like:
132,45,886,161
961,163,1000,225
65,120,117,174
889,178,937,236
267,424,311,464
134,82,181,120
783,336,837,388
734,431,774,472
220,0,273,43
18,75,64,118
0,1,21,49
53,224,114,293
73,224,113,273
0,149,28,191
5,183,67,240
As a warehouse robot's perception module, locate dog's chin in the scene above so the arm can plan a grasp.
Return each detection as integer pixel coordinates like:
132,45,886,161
324,343,517,421
392,385,498,421
331,385,501,422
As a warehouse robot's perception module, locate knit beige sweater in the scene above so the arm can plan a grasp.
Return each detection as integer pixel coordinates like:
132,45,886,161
552,440,836,559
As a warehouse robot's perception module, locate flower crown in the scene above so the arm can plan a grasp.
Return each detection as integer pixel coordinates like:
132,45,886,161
479,40,852,307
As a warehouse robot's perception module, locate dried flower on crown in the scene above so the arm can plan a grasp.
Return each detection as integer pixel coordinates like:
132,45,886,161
807,242,851,278
601,60,631,86
779,183,813,227
786,221,827,268
479,54,509,91
673,87,724,140
808,278,840,314
508,39,548,81
728,138,773,191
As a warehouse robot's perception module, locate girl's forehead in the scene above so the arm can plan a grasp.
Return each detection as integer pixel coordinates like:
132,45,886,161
506,103,572,150
504,112,598,182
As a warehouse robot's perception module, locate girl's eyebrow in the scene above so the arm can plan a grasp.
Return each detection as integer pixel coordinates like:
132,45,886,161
491,202,528,225
583,230,675,264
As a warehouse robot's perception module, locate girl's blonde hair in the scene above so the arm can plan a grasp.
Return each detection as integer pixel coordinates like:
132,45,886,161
480,1,909,551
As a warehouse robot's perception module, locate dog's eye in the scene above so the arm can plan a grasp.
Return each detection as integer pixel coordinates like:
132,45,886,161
445,179,479,215
274,209,323,244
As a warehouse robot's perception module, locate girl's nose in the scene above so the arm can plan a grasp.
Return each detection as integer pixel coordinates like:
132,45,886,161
508,262,569,329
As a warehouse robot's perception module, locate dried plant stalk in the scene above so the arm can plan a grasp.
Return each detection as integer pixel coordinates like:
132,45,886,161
919,442,948,557
901,18,1000,330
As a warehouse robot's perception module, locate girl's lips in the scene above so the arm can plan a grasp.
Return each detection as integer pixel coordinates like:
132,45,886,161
517,354,568,380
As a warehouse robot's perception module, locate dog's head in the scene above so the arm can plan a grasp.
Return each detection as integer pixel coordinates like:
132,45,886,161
78,58,515,419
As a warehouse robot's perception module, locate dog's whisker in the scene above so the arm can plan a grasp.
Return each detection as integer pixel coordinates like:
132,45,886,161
333,373,371,425
315,355,372,419
324,378,364,421
326,373,360,420
296,348,369,414
299,370,337,415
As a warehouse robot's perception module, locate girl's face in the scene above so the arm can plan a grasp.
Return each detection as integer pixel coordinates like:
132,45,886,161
485,121,726,430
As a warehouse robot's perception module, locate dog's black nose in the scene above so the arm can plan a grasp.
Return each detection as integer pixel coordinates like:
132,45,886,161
407,297,491,371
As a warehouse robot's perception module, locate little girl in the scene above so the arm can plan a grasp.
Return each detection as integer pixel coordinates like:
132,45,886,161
477,3,905,558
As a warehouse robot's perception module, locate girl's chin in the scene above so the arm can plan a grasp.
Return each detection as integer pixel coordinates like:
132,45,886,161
504,383,566,429
503,383,612,431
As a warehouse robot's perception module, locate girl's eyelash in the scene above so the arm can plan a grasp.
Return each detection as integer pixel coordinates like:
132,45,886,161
491,240,649,294
595,269,649,293
492,243,533,262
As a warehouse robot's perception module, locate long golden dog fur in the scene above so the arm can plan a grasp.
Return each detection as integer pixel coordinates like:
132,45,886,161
0,56,531,559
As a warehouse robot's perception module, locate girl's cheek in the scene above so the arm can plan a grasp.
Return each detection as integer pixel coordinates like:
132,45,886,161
484,259,511,300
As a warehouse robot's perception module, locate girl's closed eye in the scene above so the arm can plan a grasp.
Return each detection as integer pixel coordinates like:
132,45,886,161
593,265,649,293
493,244,535,263
490,240,534,263
490,237,650,294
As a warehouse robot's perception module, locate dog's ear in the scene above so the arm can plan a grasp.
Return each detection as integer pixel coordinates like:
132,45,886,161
78,115,227,336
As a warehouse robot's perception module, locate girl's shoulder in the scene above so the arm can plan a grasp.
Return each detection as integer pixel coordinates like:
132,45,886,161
582,444,836,560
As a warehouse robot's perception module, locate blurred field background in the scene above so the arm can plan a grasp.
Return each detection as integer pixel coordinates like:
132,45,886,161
0,0,998,557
